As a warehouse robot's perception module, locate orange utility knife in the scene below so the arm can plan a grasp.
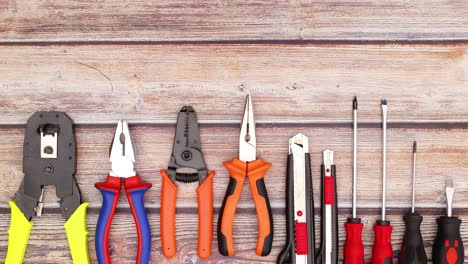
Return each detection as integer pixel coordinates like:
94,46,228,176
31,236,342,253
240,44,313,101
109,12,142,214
217,95,274,257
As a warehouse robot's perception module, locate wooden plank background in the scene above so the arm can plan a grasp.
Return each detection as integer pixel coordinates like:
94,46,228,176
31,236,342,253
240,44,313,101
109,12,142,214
0,1,467,263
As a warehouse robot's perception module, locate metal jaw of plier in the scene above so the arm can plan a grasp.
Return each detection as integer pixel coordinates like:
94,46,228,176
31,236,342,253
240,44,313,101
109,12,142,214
95,120,152,264
6,112,89,264
160,106,215,259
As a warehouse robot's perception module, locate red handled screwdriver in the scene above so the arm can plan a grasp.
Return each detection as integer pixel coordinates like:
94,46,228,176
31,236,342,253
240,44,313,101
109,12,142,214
344,96,364,264
372,98,393,264
398,141,427,264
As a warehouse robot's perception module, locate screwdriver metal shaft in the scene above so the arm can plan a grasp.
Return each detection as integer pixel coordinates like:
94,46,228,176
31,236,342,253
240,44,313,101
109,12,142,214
398,141,427,264
382,98,387,221
352,96,358,219
344,97,364,264
371,98,393,264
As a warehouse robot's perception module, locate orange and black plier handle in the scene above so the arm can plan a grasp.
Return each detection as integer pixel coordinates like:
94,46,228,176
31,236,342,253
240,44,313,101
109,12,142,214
217,157,273,256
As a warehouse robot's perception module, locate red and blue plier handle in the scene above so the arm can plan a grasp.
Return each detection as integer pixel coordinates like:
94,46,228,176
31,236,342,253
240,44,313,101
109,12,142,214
95,175,152,264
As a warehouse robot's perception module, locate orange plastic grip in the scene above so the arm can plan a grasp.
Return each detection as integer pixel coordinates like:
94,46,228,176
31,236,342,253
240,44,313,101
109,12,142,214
196,171,215,259
218,158,247,256
247,158,273,256
160,169,178,258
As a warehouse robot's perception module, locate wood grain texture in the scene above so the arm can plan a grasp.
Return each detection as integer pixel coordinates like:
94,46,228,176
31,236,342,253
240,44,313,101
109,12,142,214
0,212,468,263
1,1,468,262
1,0,467,42
0,44,467,124
0,125,466,210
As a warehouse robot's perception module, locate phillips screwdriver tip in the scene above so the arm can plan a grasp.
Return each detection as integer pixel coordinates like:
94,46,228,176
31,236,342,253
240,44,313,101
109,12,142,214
413,141,417,153
381,97,387,106
353,96,358,110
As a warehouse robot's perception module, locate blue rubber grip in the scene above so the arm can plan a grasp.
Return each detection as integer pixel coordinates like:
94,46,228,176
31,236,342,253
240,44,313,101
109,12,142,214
127,187,152,264
95,188,119,264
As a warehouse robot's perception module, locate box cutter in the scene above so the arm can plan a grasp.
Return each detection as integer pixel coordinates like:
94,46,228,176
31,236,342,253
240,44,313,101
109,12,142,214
95,120,152,264
316,150,338,264
160,106,215,259
278,133,315,264
5,111,89,264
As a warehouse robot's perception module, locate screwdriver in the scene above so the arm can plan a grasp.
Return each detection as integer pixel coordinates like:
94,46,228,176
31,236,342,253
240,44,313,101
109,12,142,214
398,141,427,264
432,178,464,264
344,97,364,264
371,98,393,264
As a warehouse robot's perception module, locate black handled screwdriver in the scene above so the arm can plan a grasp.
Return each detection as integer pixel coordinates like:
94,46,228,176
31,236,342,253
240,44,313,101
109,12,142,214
432,178,464,264
398,141,427,264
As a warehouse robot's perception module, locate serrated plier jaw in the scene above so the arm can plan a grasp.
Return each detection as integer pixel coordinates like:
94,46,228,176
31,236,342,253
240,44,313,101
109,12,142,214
109,120,136,178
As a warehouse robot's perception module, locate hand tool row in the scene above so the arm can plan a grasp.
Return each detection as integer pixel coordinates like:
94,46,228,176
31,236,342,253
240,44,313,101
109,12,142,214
3,96,270,264
278,97,464,264
3,96,464,264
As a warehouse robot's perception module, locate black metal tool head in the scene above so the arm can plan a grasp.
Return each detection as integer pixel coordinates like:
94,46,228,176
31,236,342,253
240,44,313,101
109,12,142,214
167,106,207,184
14,111,81,220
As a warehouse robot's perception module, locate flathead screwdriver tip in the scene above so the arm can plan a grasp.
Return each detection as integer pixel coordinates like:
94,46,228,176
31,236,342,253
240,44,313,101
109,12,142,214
413,141,417,153
445,177,454,217
353,96,358,110
446,177,454,189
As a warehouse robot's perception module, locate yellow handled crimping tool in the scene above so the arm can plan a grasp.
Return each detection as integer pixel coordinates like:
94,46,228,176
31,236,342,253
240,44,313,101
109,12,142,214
5,111,89,264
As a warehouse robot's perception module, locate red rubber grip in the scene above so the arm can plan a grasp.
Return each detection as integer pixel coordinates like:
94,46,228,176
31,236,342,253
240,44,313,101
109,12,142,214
372,224,393,264
324,177,335,204
344,222,364,264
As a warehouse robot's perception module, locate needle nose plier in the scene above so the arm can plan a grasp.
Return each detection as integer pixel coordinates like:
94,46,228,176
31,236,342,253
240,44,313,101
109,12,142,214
218,95,274,256
6,111,89,264
95,120,152,264
160,106,215,259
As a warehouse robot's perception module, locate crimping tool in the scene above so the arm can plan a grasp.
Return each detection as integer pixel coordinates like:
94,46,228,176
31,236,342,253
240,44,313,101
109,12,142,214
5,111,89,264
160,106,215,259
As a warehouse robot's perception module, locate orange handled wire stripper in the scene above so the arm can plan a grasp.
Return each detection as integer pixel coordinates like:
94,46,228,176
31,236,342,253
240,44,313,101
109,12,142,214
217,95,274,257
160,106,215,260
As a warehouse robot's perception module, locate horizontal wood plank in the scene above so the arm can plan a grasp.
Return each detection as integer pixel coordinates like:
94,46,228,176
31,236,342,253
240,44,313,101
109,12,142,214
1,1,467,42
0,212,467,263
0,125,466,209
0,44,467,124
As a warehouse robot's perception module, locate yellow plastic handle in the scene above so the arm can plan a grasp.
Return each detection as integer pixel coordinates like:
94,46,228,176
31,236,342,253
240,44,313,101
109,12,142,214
64,202,90,264
5,200,33,264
